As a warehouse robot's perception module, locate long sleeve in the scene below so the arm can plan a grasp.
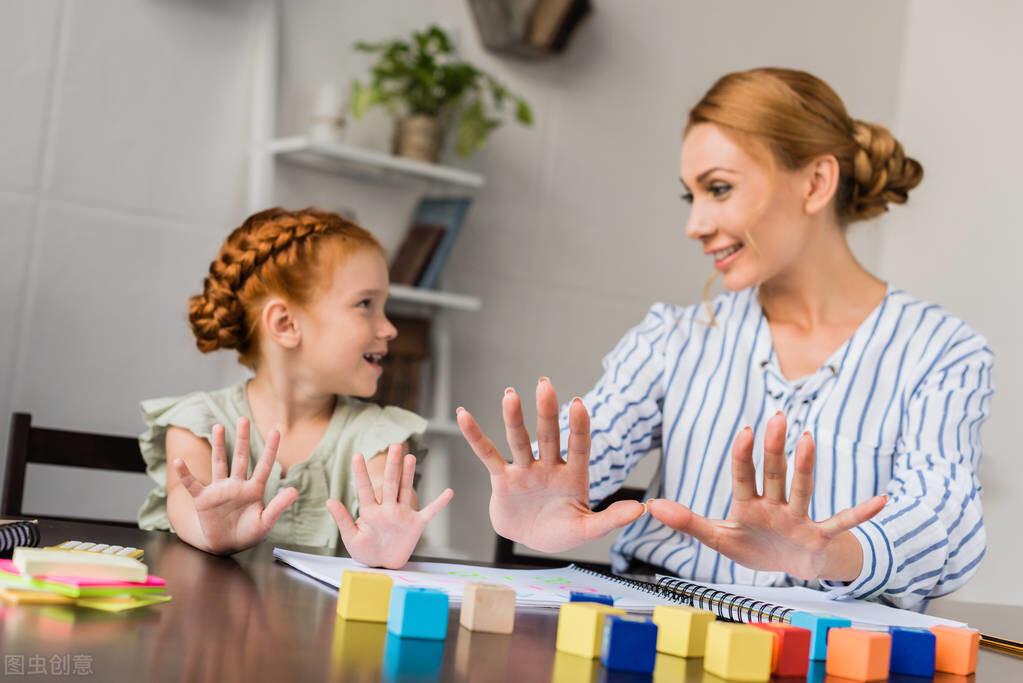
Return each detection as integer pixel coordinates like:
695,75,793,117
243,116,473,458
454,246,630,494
823,330,993,609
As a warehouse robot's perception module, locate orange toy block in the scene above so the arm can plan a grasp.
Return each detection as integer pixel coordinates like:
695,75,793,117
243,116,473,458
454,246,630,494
825,628,891,681
930,625,980,675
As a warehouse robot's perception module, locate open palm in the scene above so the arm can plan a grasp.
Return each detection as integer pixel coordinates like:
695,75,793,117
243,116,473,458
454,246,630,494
456,378,645,554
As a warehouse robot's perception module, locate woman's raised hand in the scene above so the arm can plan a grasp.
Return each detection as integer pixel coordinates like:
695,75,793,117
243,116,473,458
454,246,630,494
456,377,646,553
648,412,887,582
326,444,454,569
172,417,299,555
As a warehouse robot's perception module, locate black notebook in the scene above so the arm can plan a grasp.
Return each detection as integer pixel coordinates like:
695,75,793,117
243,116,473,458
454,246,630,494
0,519,41,554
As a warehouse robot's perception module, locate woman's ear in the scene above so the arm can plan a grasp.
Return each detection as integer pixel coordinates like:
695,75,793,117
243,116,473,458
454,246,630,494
261,298,300,350
804,154,841,216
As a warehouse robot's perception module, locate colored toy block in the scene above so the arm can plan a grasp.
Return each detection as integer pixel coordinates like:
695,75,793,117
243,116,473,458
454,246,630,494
330,619,387,679
382,632,444,680
930,625,980,675
337,570,392,622
889,627,936,677
600,615,658,674
751,622,811,678
825,628,891,681
551,651,598,683
651,604,716,657
652,654,695,683
555,602,625,658
386,586,449,640
459,582,516,634
570,590,615,606
703,622,774,682
789,611,852,660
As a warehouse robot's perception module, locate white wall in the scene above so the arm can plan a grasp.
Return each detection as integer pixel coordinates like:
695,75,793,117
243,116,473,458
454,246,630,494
878,0,1023,604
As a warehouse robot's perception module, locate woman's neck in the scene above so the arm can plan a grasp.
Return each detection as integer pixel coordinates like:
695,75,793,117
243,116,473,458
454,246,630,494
246,365,336,433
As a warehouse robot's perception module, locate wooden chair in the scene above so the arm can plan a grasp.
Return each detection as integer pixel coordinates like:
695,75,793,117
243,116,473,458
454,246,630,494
493,486,647,569
2,412,146,526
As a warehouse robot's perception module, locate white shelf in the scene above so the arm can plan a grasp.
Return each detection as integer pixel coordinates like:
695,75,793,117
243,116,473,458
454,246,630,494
388,284,481,312
268,136,485,190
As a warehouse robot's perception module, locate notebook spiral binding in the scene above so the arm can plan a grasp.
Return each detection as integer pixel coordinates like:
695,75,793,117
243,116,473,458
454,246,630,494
574,565,794,624
0,521,41,554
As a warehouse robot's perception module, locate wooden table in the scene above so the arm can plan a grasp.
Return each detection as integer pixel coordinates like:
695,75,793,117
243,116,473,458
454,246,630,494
1,519,1020,682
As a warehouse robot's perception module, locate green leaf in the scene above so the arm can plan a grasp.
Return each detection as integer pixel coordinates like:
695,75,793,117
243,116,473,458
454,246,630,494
515,99,534,125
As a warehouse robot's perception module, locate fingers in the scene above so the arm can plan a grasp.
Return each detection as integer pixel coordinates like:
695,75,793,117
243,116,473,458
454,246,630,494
352,453,378,509
398,453,416,506
647,499,721,551
172,458,205,498
456,407,507,477
762,412,788,502
582,499,645,540
326,498,358,539
731,426,758,502
818,495,888,537
261,486,299,530
230,418,251,480
417,487,454,523
788,432,816,515
250,428,281,485
565,397,591,471
535,377,562,465
211,423,229,480
381,444,403,503
502,389,536,467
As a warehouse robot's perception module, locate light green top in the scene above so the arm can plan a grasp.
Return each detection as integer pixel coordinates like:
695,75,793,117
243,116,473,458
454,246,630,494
137,381,427,550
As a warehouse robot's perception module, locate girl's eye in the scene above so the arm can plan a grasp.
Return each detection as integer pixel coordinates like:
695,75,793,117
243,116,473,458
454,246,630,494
708,182,732,198
357,299,372,309
680,192,694,204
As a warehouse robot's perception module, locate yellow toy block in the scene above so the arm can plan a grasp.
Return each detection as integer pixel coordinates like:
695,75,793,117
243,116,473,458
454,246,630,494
555,602,625,658
337,570,392,622
653,653,697,683
652,604,716,657
703,622,774,683
460,582,516,634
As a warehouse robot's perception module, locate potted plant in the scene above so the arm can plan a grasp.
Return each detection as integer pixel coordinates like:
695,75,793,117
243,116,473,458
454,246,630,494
350,25,533,163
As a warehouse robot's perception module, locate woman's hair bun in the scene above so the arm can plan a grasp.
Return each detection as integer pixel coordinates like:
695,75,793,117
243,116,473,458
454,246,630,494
848,120,924,221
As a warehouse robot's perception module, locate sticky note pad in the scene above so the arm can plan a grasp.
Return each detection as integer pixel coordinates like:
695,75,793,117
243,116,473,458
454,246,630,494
789,611,851,660
338,571,392,622
600,615,658,674
889,627,936,677
555,602,625,659
751,622,811,678
13,547,147,582
703,622,773,682
387,586,449,640
825,628,891,681
651,605,716,658
930,625,980,675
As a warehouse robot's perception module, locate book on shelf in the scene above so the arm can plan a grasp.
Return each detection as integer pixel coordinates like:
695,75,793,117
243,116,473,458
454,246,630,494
468,0,592,57
371,315,431,413
410,197,473,290
389,224,447,286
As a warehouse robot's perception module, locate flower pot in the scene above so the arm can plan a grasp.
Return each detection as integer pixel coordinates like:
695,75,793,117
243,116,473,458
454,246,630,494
393,115,444,163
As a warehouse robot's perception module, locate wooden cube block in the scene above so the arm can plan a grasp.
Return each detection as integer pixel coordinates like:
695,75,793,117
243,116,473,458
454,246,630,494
555,602,625,659
460,582,516,634
337,570,392,622
569,591,615,606
751,622,811,678
789,611,852,660
825,628,891,681
703,622,774,682
386,586,449,640
652,605,716,658
930,625,980,675
889,627,936,677
600,615,658,673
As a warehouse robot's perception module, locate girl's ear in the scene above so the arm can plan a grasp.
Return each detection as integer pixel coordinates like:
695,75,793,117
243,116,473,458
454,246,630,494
262,298,300,350
804,154,841,216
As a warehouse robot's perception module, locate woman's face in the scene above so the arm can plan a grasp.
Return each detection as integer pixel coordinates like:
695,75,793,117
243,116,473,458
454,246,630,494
680,123,813,291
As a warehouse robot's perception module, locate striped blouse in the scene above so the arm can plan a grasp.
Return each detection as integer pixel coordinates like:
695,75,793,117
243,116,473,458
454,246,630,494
560,284,993,610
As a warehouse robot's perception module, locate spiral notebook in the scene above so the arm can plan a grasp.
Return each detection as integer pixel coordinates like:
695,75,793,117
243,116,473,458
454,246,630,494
272,548,964,631
0,519,40,554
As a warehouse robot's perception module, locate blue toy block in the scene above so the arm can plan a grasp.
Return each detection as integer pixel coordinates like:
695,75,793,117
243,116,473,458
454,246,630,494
889,627,936,677
386,586,449,640
570,591,615,606
382,632,444,680
790,611,852,660
599,615,658,674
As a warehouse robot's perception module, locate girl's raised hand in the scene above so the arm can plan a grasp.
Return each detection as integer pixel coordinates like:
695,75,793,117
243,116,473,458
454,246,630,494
172,417,299,555
326,444,454,569
648,412,887,581
456,378,646,554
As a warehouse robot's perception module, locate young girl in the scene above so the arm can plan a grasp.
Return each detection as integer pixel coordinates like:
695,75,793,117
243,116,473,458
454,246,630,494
138,207,452,568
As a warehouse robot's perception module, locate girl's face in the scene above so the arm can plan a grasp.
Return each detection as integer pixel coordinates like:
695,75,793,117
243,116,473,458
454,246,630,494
293,248,397,398
680,123,814,291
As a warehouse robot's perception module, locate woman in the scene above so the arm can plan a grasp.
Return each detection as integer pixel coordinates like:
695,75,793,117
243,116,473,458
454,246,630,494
456,68,992,610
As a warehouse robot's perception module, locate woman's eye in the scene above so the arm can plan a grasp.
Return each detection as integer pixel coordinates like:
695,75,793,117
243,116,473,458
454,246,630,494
680,192,694,204
708,183,732,198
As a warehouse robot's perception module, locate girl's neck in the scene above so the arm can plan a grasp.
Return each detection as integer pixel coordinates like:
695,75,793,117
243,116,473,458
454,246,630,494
245,366,336,433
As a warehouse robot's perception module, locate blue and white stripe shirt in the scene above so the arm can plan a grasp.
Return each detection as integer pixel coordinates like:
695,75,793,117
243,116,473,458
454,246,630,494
563,285,992,610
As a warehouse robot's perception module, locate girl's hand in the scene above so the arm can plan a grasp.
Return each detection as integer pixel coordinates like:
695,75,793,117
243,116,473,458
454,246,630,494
173,417,299,555
326,444,454,569
648,412,887,582
456,378,646,554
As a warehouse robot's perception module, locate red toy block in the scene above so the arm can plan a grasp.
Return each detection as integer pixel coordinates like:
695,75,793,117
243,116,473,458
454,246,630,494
751,622,811,678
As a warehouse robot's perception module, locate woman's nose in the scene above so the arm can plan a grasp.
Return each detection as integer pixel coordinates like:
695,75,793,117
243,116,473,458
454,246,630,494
685,208,715,240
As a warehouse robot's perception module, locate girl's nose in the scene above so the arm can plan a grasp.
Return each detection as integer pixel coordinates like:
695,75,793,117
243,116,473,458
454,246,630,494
380,315,398,340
